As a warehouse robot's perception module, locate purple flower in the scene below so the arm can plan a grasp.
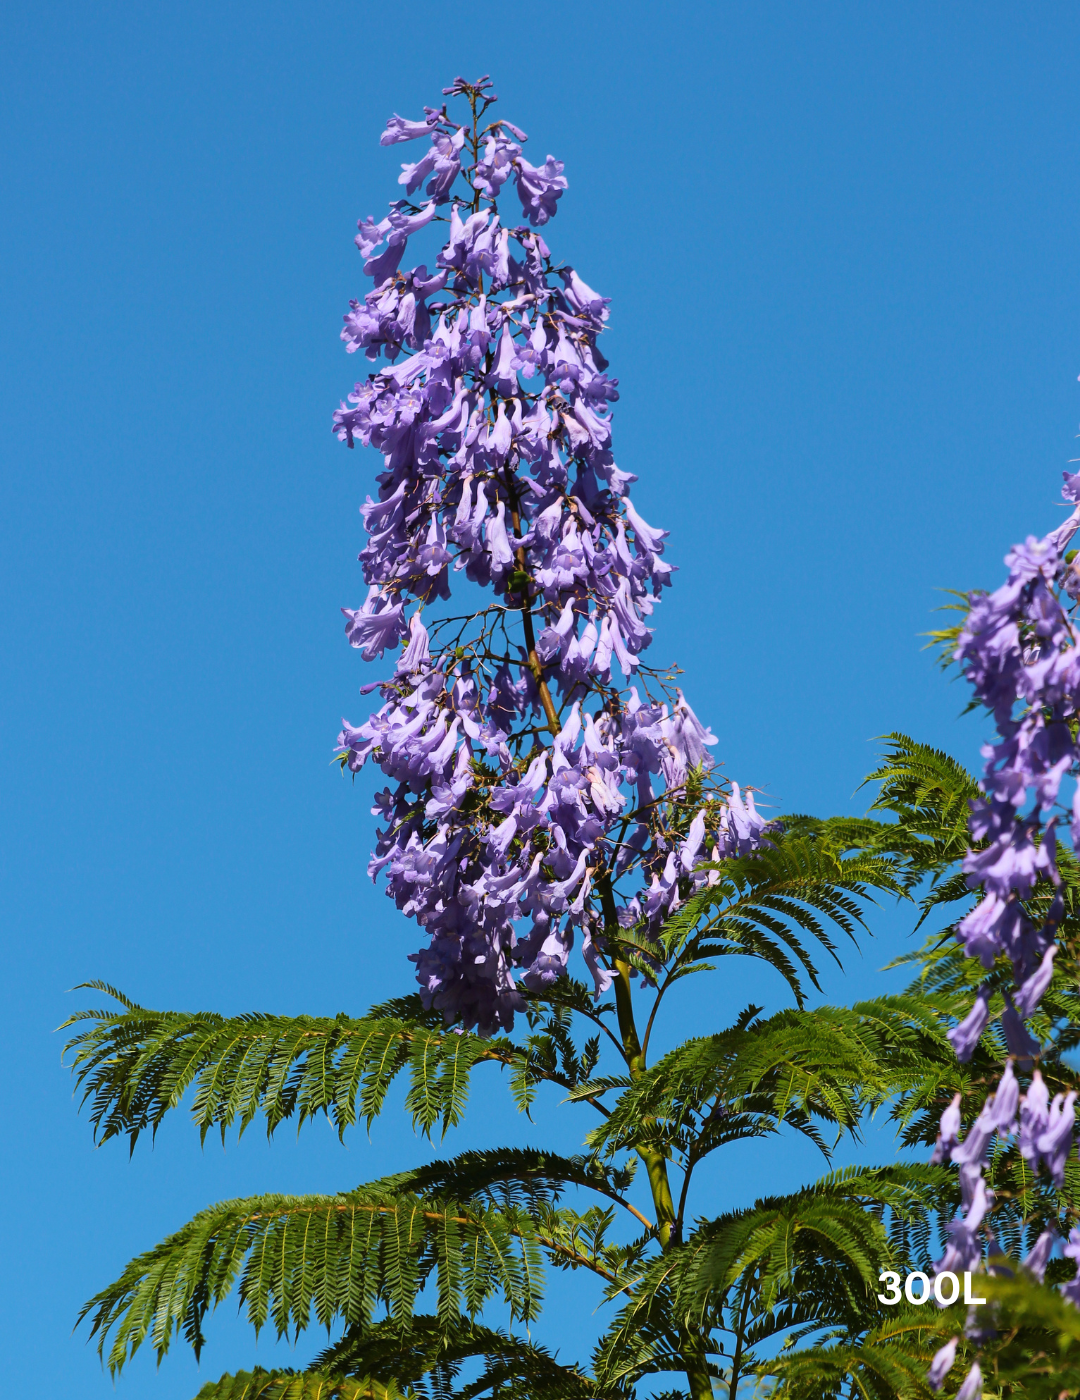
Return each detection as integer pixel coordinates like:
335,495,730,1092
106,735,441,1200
485,500,515,579
951,1101,996,1207
355,211,393,258
1062,1227,1080,1306
663,690,719,785
930,1092,963,1165
935,1176,991,1276
515,155,567,226
396,612,430,675
955,892,1035,970
535,598,578,663
679,810,708,874
1036,1089,1076,1187
342,589,408,661
946,985,991,1063
1013,942,1057,1018
927,1337,958,1391
622,496,668,555
1044,503,1080,556
944,490,1077,1220
442,74,494,98
1001,992,1041,1061
1020,1070,1051,1167
1023,1229,1056,1282
989,1060,1019,1136
955,1362,982,1400
398,129,465,204
560,267,611,321
381,110,443,145
473,133,521,199
336,717,375,773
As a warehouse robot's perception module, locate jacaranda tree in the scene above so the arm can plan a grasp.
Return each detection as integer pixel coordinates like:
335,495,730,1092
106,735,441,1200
64,77,1080,1400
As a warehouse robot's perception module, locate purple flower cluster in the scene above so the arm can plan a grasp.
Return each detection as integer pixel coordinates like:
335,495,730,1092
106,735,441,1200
927,483,1080,1371
927,1338,984,1400
333,79,770,1033
950,500,1080,986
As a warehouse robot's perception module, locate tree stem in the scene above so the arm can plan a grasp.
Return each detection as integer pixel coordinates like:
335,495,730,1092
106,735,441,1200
504,476,560,736
727,1286,752,1400
518,578,560,736
599,874,713,1400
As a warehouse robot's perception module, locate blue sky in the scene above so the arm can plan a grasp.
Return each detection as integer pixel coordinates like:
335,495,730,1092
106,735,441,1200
4,1,1080,1393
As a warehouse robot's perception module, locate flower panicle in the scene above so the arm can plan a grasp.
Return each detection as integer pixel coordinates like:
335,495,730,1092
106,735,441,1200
331,81,771,1034
929,476,1080,1376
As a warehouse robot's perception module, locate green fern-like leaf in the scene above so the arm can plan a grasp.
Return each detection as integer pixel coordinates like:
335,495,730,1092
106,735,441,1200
864,734,978,860
369,1148,642,1220
193,1371,409,1400
659,837,907,1006
61,988,524,1148
78,1186,548,1374
584,1006,896,1163
315,1316,599,1400
761,1330,945,1400
673,1166,951,1315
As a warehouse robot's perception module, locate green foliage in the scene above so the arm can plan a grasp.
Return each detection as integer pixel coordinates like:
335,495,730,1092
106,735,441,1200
650,834,910,1007
67,733,1080,1400
673,1165,952,1315
61,987,516,1148
761,1267,1080,1400
760,1311,951,1400
193,1372,409,1400
593,1165,954,1394
372,1147,638,1214
922,591,974,674
61,980,626,1151
972,1271,1080,1397
80,1183,546,1373
315,1317,599,1400
864,733,978,868
584,1006,895,1163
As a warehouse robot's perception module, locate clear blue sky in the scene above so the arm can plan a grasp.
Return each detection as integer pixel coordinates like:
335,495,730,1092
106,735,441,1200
4,1,1080,1394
